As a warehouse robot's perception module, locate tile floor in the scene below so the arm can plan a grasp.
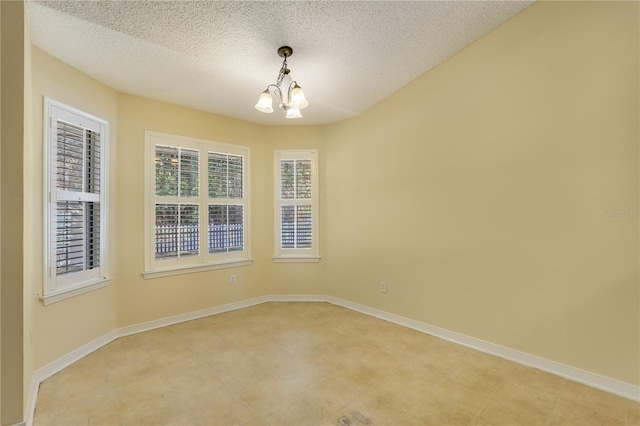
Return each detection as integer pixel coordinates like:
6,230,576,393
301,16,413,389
33,302,639,426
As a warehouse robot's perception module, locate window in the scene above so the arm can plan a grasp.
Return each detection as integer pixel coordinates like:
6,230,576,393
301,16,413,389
144,132,251,278
274,150,319,262
42,99,110,304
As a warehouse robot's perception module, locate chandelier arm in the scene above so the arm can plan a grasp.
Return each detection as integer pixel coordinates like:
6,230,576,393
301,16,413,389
287,80,298,100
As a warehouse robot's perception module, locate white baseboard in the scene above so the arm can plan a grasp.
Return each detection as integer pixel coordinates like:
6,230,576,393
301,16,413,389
263,294,326,302
24,294,640,425
325,296,640,402
117,295,272,337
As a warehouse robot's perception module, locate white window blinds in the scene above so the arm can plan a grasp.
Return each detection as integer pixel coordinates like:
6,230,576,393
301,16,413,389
280,159,313,249
208,152,243,199
154,145,201,260
55,121,102,275
208,153,245,253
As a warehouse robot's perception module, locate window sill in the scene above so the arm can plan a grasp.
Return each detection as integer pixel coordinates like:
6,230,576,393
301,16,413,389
272,256,321,263
143,259,253,279
40,277,112,305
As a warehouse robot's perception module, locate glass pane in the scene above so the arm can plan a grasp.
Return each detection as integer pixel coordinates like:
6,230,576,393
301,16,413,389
227,205,244,252
208,152,228,198
179,204,199,257
208,152,244,200
155,204,178,259
281,205,295,249
155,146,179,196
296,205,313,248
281,160,294,199
208,205,228,253
56,122,84,192
296,160,312,199
280,205,312,249
228,155,244,199
180,148,199,197
207,204,243,253
56,201,85,275
155,204,200,259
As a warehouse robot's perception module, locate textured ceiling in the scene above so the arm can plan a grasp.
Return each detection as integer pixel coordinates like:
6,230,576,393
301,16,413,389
28,1,534,126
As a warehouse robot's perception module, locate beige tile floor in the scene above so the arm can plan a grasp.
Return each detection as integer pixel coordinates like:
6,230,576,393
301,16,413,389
33,302,639,426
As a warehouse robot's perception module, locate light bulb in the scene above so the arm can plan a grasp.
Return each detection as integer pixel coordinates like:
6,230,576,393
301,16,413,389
254,90,273,113
285,108,302,119
290,84,309,110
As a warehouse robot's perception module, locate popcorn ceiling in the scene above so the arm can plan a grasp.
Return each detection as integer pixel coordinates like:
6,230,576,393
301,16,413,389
28,1,534,126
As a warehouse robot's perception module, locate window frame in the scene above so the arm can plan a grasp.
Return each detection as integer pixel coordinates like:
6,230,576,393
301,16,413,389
144,131,252,279
42,98,111,305
273,149,320,262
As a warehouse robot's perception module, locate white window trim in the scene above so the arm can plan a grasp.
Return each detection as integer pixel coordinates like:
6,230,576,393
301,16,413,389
142,259,253,279
272,256,320,263
273,149,320,262
144,131,252,278
40,278,112,306
41,98,111,305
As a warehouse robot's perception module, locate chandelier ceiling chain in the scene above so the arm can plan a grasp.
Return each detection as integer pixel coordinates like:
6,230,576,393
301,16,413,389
276,52,289,86
255,46,309,119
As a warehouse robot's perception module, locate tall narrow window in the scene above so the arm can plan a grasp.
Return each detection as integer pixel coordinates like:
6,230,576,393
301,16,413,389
145,132,251,278
274,150,319,262
43,99,110,304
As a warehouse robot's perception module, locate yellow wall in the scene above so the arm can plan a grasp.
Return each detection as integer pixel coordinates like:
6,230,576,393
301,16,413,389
114,98,331,327
2,1,25,423
23,1,34,417
323,0,639,384
265,125,328,296
24,54,329,376
27,48,120,374
22,0,639,409
115,94,273,327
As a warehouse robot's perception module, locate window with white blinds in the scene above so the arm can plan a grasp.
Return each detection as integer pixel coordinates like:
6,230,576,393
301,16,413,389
43,99,110,304
274,150,319,262
144,132,251,278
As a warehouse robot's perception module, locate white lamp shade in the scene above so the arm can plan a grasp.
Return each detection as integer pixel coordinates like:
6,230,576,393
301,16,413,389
290,84,309,110
285,108,302,119
255,90,273,113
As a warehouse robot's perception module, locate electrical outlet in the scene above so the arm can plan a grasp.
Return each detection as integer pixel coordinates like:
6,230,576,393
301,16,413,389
380,281,387,293
230,274,236,285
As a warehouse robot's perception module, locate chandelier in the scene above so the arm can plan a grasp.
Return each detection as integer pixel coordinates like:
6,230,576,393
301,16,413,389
255,46,309,119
